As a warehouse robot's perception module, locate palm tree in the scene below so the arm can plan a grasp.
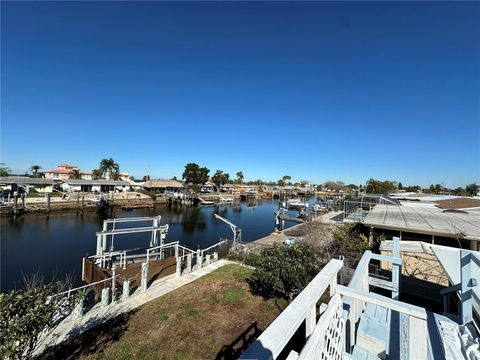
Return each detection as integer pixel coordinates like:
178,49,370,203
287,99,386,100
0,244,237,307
110,171,122,180
30,165,42,178
99,158,120,179
69,169,82,179
92,169,102,180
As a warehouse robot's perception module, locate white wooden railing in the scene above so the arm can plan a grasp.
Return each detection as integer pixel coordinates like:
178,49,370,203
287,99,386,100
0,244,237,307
240,259,344,360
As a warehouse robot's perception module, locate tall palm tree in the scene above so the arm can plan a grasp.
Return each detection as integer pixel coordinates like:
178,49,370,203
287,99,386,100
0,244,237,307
69,169,82,179
110,171,122,180
30,165,42,178
99,158,120,179
92,169,102,180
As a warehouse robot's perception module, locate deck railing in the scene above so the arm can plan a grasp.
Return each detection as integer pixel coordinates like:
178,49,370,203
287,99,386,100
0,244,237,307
240,259,343,359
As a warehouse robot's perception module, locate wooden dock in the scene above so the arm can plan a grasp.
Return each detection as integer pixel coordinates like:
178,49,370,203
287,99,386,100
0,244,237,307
83,256,176,295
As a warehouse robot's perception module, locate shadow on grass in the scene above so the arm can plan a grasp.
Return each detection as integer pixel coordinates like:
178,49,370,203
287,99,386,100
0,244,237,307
215,321,262,360
36,311,135,360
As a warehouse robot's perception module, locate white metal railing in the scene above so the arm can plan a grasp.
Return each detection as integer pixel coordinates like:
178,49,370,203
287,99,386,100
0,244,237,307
240,259,343,359
146,242,179,263
56,277,113,298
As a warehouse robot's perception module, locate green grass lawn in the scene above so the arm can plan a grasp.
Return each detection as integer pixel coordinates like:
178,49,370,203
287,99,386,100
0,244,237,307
39,264,287,360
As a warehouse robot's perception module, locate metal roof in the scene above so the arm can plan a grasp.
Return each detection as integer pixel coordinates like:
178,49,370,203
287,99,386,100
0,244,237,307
63,179,132,186
362,204,480,241
0,176,55,185
143,179,184,188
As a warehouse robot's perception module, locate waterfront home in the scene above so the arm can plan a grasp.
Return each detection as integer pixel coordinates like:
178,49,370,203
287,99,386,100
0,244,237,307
44,164,92,180
0,176,55,194
60,179,133,193
220,183,237,193
143,179,184,194
201,181,217,192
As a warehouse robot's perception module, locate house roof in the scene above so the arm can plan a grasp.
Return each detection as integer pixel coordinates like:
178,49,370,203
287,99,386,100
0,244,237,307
58,164,77,168
434,197,480,210
63,179,132,186
362,203,480,241
143,179,184,188
0,176,55,185
46,169,91,175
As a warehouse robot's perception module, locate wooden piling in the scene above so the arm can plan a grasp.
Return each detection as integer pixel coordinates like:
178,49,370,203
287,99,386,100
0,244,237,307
81,193,85,213
76,192,80,212
46,193,51,213
13,193,18,217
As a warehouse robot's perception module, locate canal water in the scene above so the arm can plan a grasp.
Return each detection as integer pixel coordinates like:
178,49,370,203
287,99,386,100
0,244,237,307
0,199,304,292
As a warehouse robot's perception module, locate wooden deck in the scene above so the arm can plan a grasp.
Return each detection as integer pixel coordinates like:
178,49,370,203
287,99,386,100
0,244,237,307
83,256,177,295
107,256,177,291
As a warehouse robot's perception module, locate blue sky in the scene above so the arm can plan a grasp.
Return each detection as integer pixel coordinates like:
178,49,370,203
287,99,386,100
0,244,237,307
1,1,479,187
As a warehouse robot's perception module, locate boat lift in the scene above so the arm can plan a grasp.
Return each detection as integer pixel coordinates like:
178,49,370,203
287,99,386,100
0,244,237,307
213,213,242,249
95,215,169,257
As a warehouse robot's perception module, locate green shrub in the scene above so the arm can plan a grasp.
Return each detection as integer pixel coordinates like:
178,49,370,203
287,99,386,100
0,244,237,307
248,243,325,301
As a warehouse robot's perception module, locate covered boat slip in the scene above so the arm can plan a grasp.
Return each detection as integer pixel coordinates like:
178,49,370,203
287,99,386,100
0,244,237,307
240,238,480,360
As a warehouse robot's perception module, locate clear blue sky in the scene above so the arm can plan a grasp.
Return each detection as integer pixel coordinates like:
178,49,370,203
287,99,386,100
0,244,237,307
1,1,479,187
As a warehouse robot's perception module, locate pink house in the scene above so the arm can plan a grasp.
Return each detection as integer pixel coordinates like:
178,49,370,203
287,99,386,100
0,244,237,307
44,164,92,180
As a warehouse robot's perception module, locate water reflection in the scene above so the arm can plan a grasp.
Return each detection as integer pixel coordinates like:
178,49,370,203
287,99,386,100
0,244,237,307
0,200,302,291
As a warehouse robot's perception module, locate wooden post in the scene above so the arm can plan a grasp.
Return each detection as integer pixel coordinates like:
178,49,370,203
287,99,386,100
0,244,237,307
460,250,472,325
96,234,103,257
176,257,182,276
76,192,80,211
197,249,202,269
141,262,148,291
101,287,111,307
122,280,130,299
46,192,51,213
305,305,316,337
13,193,18,216
81,193,85,213
74,298,85,318
21,194,26,212
392,236,401,300
111,267,117,302
186,253,192,273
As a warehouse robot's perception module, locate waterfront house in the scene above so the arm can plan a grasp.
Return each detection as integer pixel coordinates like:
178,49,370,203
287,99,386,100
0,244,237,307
201,181,217,193
0,176,55,194
60,179,132,193
44,164,92,180
143,179,184,194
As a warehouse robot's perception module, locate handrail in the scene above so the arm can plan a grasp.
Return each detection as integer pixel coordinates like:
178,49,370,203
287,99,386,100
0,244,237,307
96,225,167,236
202,239,227,253
103,216,161,224
56,277,113,297
240,259,343,360
336,285,427,320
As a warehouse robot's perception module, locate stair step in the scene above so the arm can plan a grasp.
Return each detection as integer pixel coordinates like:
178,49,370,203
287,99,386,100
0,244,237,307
350,345,382,360
356,304,390,359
